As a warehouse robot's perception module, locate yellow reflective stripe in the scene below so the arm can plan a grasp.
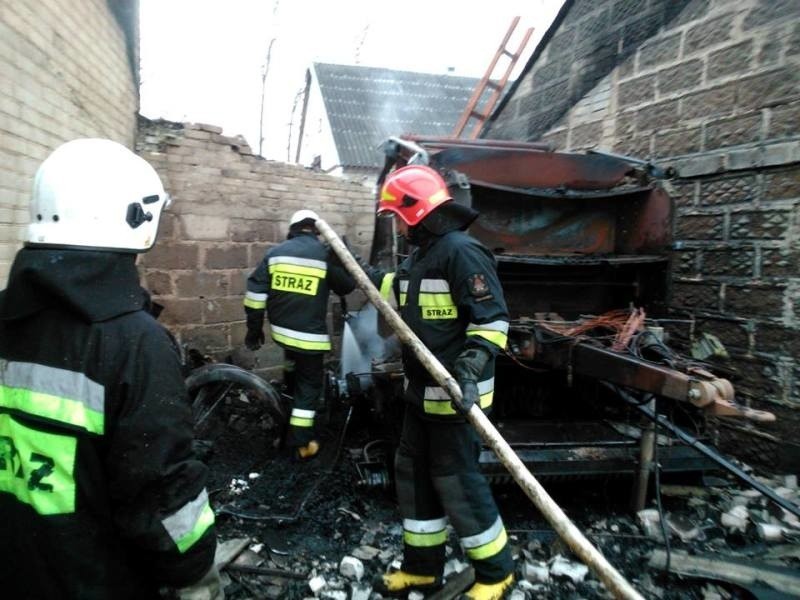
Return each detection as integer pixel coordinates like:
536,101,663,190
271,332,331,351
0,413,77,515
466,329,508,349
271,325,330,350
0,386,104,434
423,395,492,415
422,377,494,415
465,527,507,561
399,292,407,306
268,264,326,278
176,502,215,553
243,297,266,309
423,400,457,415
269,263,327,279
418,292,455,307
379,273,395,300
404,529,448,547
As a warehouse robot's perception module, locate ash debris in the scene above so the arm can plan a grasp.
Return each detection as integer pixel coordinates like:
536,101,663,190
200,399,800,600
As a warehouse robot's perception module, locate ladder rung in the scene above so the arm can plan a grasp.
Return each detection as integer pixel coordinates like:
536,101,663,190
452,18,534,139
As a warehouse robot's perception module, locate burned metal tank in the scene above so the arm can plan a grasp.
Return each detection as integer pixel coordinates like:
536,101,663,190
336,136,773,491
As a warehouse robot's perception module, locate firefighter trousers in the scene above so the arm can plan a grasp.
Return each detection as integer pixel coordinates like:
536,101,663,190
395,405,513,583
284,349,323,447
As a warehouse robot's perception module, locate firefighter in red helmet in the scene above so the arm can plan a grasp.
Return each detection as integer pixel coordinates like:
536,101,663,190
372,165,515,600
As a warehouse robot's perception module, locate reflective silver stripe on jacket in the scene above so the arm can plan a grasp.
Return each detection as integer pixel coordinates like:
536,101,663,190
0,360,104,414
399,280,409,292
270,325,330,343
403,516,448,533
245,291,268,302
419,279,450,293
268,256,327,270
162,488,211,544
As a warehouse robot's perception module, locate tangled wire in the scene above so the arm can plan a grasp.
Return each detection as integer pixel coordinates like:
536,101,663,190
539,308,647,351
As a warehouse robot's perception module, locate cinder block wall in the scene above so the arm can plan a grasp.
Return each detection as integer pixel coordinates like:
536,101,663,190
0,0,139,284
488,0,800,463
136,118,375,373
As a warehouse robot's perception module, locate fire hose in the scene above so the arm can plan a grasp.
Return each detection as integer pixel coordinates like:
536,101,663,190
316,218,644,600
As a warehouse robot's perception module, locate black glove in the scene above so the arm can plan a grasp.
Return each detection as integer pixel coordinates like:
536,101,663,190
245,306,265,351
451,347,491,415
245,328,265,351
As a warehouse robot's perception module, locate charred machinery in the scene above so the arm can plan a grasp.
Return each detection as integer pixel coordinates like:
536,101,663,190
335,136,774,491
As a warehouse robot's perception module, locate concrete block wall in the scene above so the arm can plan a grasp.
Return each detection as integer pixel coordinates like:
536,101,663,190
488,0,800,462
0,0,139,284
136,118,375,372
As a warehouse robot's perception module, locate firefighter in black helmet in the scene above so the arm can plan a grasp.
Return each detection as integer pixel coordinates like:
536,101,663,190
243,210,357,459
0,139,220,599
371,165,514,600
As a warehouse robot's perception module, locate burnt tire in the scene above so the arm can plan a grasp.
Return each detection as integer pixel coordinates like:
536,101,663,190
185,364,289,479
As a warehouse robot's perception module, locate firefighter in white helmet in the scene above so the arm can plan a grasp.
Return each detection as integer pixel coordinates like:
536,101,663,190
243,209,357,459
0,139,221,599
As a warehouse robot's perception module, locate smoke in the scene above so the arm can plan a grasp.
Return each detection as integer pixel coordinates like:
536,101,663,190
339,303,399,379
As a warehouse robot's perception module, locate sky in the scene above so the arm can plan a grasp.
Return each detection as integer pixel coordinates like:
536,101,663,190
139,0,565,162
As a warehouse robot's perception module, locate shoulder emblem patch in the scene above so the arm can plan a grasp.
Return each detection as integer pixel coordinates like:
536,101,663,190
468,273,489,296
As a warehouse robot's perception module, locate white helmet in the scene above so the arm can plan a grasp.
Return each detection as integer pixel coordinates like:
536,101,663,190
289,209,320,228
25,138,171,253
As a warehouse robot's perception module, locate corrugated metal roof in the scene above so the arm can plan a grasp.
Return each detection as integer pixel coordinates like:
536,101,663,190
313,62,479,168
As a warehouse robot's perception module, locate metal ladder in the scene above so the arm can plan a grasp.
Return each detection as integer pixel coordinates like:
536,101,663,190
451,17,534,139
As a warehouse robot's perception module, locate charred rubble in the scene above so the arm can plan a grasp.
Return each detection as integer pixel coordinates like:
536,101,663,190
188,378,800,600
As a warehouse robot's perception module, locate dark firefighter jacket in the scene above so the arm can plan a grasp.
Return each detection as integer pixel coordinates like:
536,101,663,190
376,230,509,419
0,248,216,600
244,231,356,353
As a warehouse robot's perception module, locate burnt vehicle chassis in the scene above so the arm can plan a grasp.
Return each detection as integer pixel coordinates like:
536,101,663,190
331,136,773,494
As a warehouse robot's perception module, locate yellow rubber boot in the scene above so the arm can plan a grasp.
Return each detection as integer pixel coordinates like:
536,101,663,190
297,440,319,459
373,570,442,596
461,573,514,600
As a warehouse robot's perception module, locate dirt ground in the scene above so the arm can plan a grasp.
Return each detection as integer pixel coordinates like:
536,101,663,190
198,390,800,600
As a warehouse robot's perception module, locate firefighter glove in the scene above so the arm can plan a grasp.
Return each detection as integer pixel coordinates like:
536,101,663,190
452,347,491,415
245,328,264,351
244,306,265,351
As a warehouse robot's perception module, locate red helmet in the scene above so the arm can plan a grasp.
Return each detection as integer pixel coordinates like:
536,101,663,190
378,165,452,226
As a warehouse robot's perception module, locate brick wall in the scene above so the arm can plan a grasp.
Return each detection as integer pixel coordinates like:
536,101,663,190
0,0,139,285
489,0,800,462
136,118,375,374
